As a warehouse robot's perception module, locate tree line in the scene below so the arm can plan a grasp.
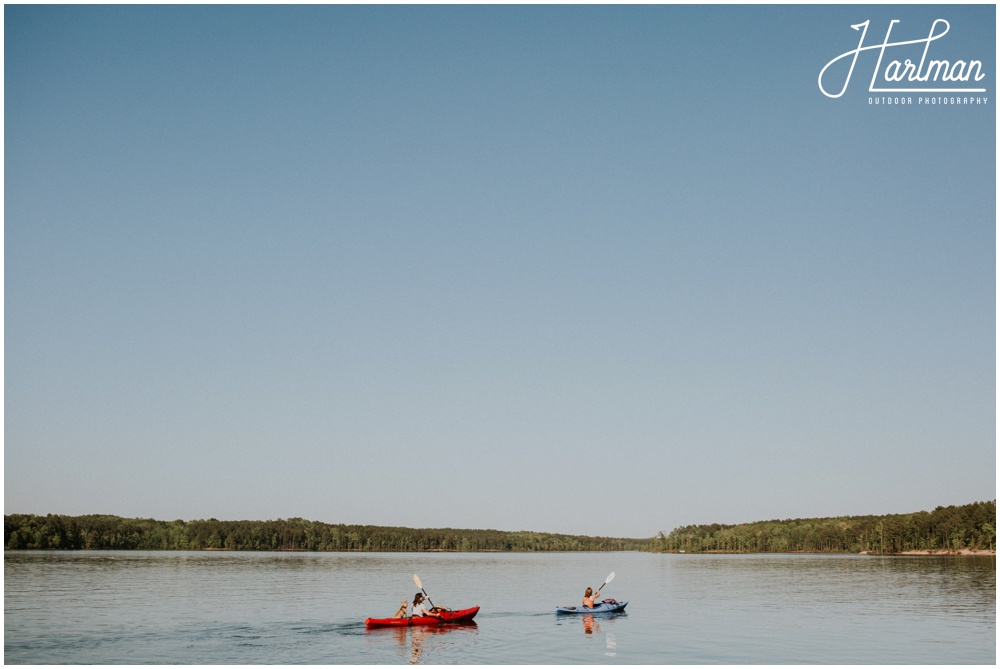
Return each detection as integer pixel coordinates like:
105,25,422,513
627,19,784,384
3,514,652,552
8,502,993,554
657,501,996,554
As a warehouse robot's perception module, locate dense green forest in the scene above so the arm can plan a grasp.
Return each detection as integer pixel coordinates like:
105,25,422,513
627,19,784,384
7,502,995,554
658,501,996,554
3,514,651,552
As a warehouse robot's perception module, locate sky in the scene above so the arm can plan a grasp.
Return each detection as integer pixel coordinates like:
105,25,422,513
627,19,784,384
4,4,996,539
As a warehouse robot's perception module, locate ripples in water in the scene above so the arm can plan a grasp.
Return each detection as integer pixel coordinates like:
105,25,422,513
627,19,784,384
4,551,995,664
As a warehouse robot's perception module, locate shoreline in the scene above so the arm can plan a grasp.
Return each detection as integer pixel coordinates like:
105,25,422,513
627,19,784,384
884,549,995,556
658,549,996,556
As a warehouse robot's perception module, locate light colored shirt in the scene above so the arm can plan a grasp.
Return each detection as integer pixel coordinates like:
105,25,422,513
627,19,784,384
412,602,431,617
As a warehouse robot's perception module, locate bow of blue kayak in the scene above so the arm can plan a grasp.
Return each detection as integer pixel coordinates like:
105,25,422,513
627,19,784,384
555,600,628,614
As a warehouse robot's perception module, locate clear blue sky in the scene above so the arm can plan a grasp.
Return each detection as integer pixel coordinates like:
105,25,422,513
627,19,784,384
5,5,995,538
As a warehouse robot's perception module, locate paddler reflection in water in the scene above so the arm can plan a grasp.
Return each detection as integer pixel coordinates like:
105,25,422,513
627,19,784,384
412,592,443,619
582,586,601,608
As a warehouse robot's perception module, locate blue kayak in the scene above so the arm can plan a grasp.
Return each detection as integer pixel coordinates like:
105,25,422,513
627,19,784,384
555,600,627,614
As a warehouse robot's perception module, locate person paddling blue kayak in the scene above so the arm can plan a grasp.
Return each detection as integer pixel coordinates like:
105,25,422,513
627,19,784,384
586,571,615,607
556,572,627,614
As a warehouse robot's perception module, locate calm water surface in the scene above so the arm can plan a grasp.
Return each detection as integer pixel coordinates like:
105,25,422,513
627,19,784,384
4,551,995,664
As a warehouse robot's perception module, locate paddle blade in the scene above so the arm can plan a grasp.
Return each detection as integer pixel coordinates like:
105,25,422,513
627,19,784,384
605,571,615,585
413,574,422,590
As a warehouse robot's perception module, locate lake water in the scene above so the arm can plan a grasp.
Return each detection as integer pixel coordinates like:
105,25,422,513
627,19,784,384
4,550,995,664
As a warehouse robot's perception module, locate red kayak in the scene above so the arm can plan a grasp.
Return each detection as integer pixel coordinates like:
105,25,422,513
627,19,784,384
365,606,480,628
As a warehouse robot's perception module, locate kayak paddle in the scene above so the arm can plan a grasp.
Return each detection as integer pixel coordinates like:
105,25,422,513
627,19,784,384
597,571,615,593
413,573,435,608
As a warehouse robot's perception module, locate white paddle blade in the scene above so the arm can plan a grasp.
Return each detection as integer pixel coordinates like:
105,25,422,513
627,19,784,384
605,571,615,585
413,574,422,590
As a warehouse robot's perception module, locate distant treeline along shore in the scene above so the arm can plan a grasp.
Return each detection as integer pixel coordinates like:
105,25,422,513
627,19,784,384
5,501,994,554
3,515,648,552
658,501,995,555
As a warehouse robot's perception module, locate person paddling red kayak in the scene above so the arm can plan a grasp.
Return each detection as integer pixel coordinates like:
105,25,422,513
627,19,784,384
411,592,442,620
365,605,480,628
364,574,480,628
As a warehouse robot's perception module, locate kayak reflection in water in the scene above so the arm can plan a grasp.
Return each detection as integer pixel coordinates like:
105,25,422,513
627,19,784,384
582,613,600,635
412,593,442,619
582,586,601,608
409,626,427,664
